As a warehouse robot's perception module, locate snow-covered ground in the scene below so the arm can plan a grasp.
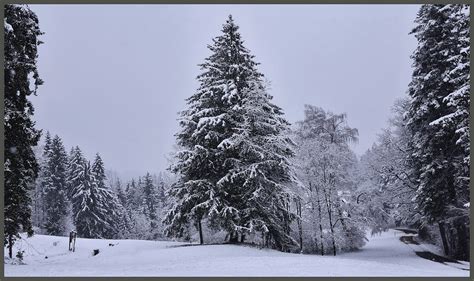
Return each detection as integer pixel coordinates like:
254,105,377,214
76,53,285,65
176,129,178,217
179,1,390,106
4,229,469,277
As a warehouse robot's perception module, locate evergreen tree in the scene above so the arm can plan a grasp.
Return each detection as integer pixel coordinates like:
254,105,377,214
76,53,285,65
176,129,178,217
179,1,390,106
441,5,470,169
114,179,131,238
91,154,109,236
429,5,470,222
72,161,101,238
123,178,148,239
42,132,52,159
43,135,69,235
218,79,297,250
155,173,166,207
142,173,159,236
127,178,142,210
116,179,128,208
124,181,133,210
165,15,262,244
91,154,107,189
91,153,122,238
4,4,43,258
165,15,296,250
71,159,119,239
67,146,85,200
407,4,470,260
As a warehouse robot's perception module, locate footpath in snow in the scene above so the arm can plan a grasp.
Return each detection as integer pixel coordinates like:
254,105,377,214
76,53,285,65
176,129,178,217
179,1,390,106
4,229,470,277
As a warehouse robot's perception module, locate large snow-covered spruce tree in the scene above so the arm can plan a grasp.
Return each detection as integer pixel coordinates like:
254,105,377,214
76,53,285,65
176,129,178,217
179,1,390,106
42,135,69,235
217,79,297,249
4,4,43,258
407,4,470,260
164,15,296,250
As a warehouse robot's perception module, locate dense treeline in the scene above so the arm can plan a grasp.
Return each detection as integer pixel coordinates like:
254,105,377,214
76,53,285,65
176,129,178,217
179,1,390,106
32,133,123,238
31,133,172,241
359,4,470,261
5,4,470,261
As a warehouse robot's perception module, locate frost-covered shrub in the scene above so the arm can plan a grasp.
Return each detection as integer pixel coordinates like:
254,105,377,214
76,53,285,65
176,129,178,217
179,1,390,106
291,106,368,255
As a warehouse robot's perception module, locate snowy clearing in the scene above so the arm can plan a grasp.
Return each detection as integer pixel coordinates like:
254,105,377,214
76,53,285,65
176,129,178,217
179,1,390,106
4,229,469,277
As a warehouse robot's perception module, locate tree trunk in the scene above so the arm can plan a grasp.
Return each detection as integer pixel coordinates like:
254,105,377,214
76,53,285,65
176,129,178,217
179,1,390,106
41,202,45,229
331,238,336,256
438,221,449,256
309,182,318,252
455,222,469,261
229,231,238,243
323,185,336,256
285,194,291,236
337,206,350,244
240,234,246,243
315,185,325,256
8,234,13,259
449,227,456,256
197,219,203,245
296,197,303,253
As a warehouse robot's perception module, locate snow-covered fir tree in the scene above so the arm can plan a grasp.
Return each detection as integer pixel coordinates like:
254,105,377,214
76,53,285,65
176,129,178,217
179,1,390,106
154,173,167,207
90,154,124,238
406,4,470,260
217,79,297,250
142,173,160,238
67,146,86,200
71,156,118,239
42,135,69,235
164,15,296,250
114,173,170,240
71,160,96,238
164,15,255,244
116,179,128,209
4,4,43,258
113,179,131,238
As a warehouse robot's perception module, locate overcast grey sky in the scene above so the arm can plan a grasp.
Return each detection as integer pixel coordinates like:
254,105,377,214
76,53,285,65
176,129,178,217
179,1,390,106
29,4,420,180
